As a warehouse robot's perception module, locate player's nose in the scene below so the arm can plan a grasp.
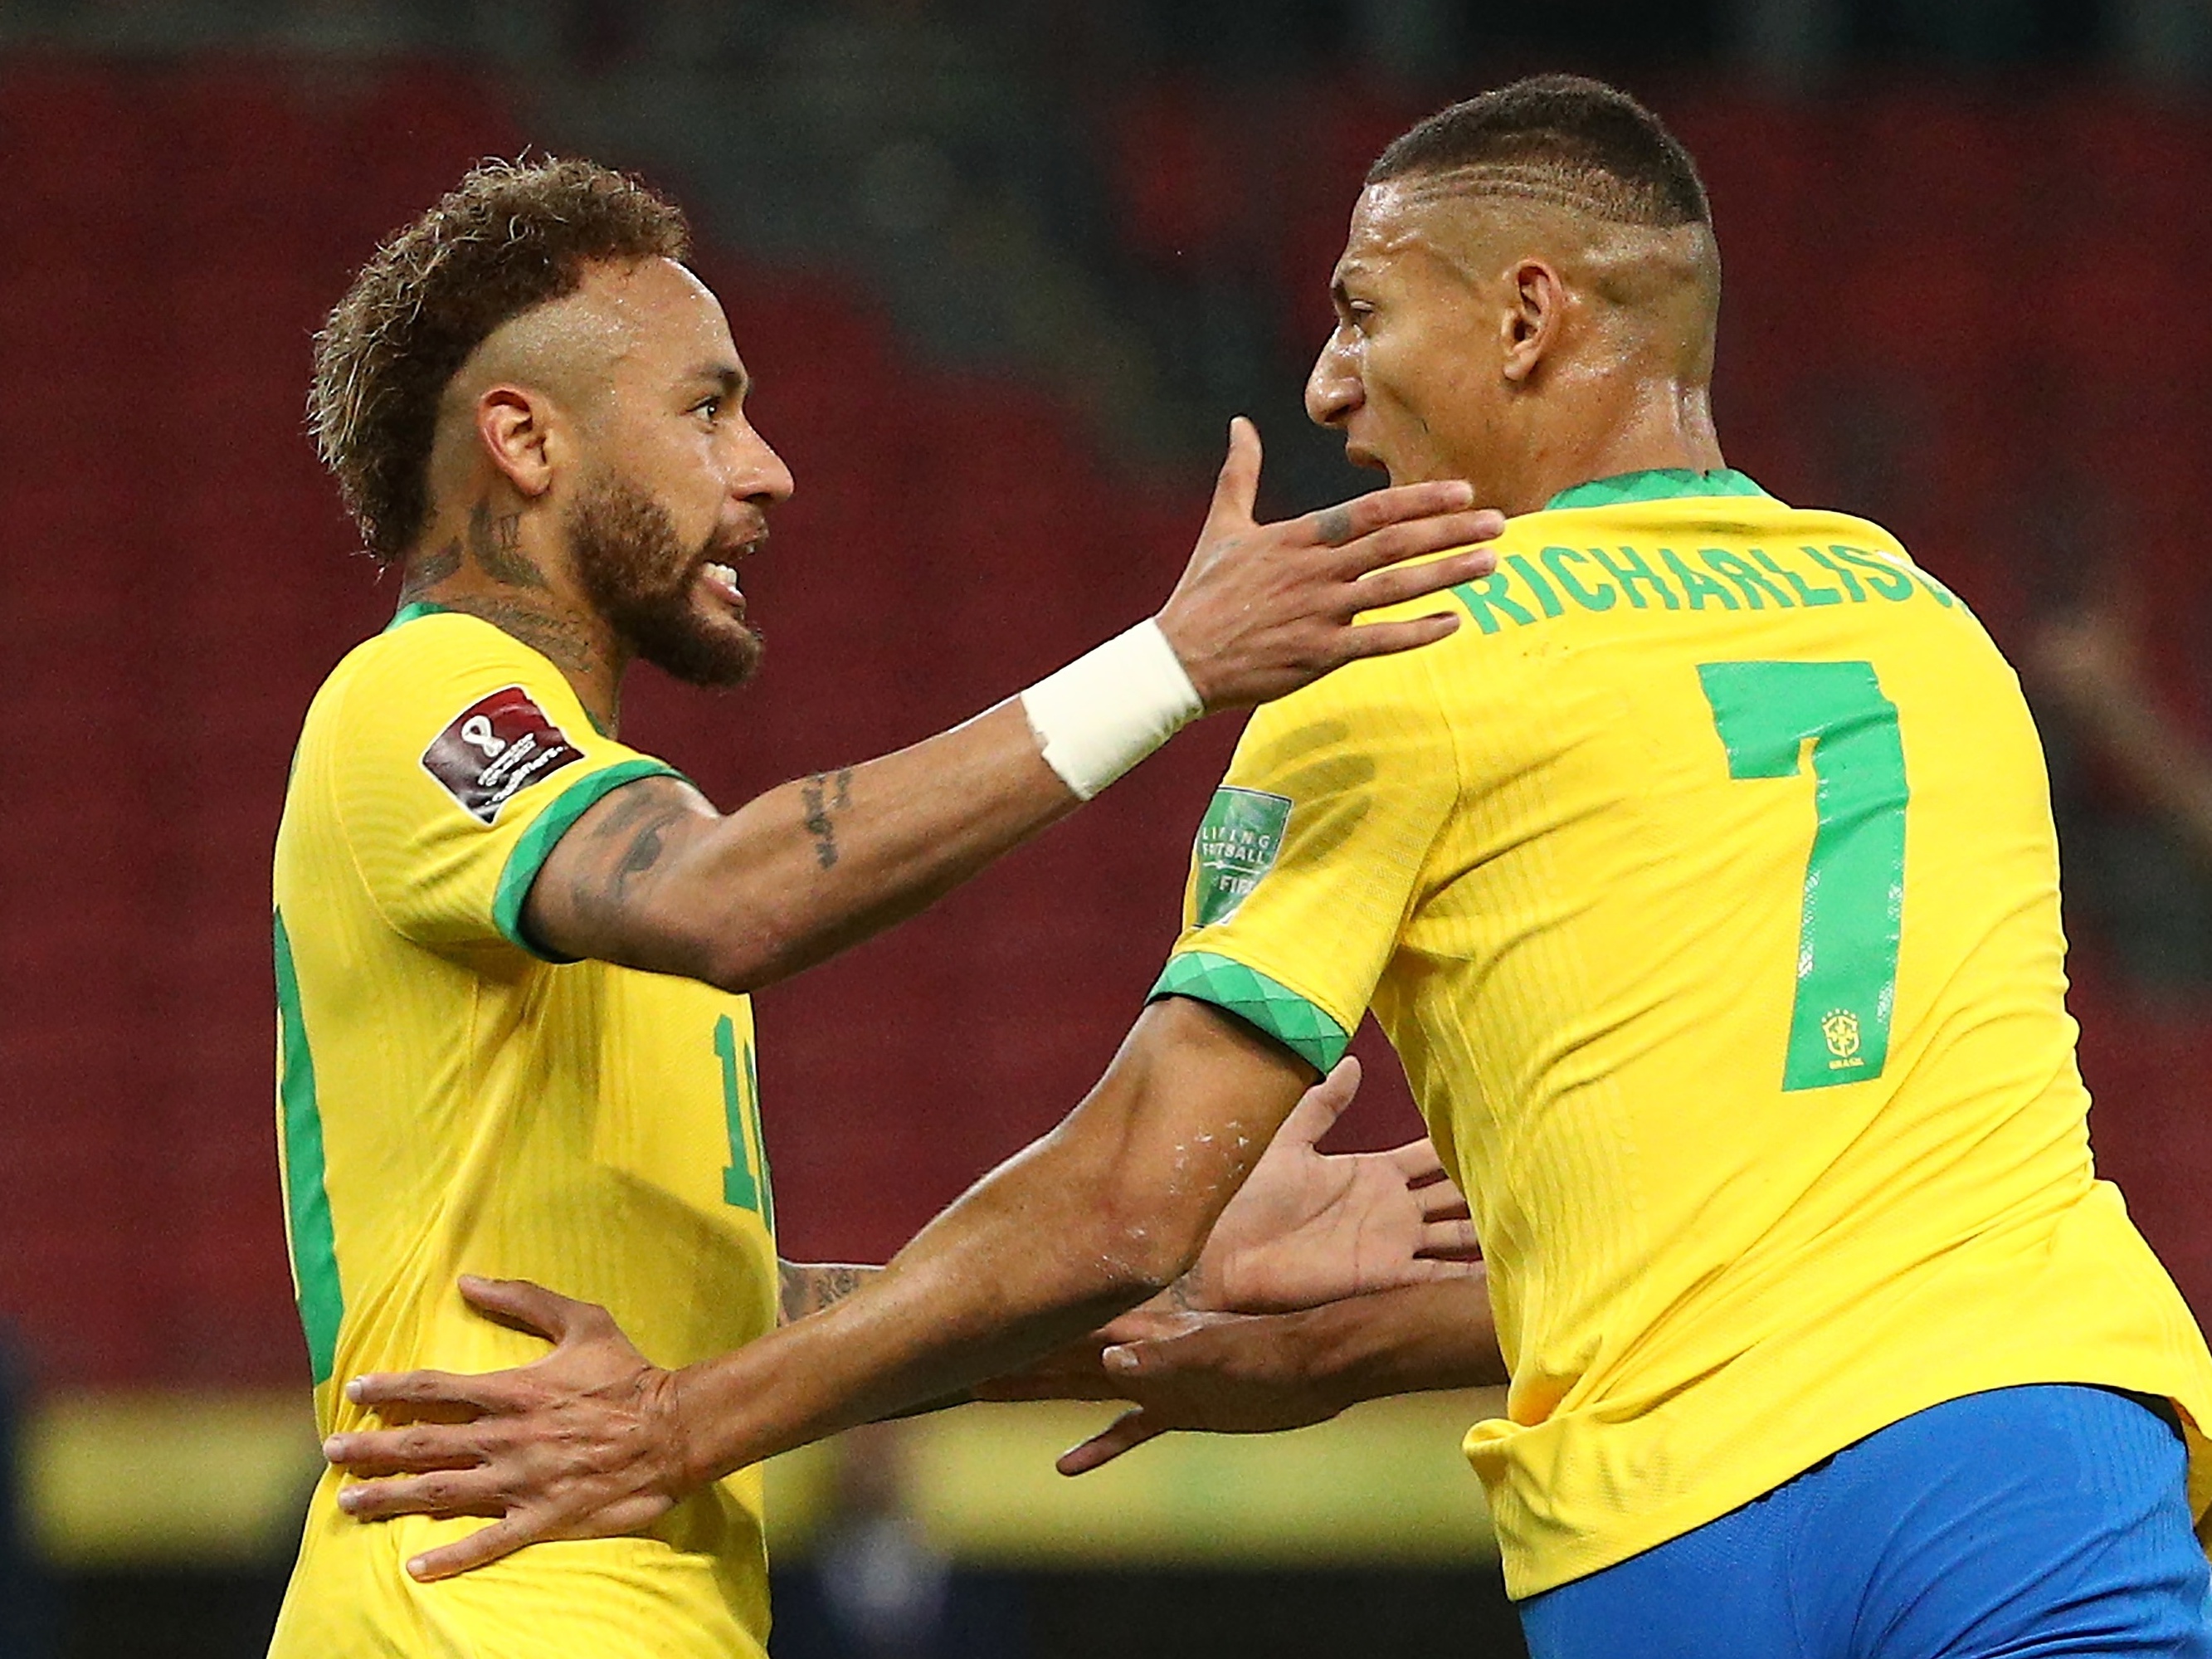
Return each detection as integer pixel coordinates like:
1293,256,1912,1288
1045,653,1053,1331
1305,334,1362,428
728,418,796,506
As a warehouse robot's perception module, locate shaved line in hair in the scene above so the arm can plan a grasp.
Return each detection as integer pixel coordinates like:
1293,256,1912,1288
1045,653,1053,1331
1390,162,1704,230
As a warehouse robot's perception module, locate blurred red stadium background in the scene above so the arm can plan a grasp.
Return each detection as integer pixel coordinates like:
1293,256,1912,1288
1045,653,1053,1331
2,54,2208,1402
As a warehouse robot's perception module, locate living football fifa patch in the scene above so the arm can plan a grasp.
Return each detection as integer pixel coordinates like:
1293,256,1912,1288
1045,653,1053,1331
421,686,585,824
1193,787,1292,926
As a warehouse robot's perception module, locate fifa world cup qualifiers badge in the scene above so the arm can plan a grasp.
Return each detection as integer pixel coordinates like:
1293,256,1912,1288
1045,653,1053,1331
1193,787,1293,926
421,686,586,824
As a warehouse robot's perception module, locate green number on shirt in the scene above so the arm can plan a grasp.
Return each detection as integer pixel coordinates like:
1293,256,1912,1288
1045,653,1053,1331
714,1013,772,1224
1697,661,1909,1092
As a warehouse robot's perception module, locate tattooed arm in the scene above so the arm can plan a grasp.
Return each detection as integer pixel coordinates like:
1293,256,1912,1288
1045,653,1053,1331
778,1261,879,1325
779,1261,983,1421
515,429,1501,989
521,720,1083,988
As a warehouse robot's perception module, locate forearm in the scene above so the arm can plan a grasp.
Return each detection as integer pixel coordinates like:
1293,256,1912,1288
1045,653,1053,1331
679,702,1082,988
777,1260,880,1325
528,702,1095,984
669,1005,1303,1482
1284,1273,1506,1408
679,1138,1193,1479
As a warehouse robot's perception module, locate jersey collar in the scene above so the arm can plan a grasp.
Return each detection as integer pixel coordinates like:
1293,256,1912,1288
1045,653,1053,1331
384,600,450,632
1544,468,1776,512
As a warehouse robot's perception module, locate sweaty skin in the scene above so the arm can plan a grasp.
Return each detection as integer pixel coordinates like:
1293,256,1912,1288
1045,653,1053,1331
390,256,1507,991
321,179,1719,1579
1308,178,1722,511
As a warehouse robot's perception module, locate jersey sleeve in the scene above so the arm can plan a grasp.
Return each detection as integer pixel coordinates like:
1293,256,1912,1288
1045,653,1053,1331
329,616,687,960
1150,648,1460,1073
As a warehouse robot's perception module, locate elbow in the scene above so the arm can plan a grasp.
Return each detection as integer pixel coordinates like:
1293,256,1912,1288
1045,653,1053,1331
1081,1176,1211,1303
696,910,805,996
700,947,773,998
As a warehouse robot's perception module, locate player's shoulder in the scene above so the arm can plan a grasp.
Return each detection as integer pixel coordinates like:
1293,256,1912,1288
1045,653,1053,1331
314,606,592,734
1238,558,1467,762
343,604,565,685
295,604,624,822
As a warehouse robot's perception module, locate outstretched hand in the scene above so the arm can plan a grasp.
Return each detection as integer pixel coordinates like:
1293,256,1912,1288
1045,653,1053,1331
321,1276,691,1583
1182,1056,1476,1314
1157,417,1503,713
1051,1305,1351,1476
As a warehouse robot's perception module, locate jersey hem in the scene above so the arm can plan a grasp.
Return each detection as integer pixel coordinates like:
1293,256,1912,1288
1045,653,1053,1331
491,759,686,961
1148,951,1351,1072
1482,1350,2212,1601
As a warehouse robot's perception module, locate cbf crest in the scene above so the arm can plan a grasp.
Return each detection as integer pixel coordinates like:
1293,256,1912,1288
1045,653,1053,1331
1821,1008,1864,1070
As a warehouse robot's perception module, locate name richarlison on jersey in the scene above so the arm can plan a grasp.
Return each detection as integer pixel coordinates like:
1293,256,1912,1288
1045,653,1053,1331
1450,542,1962,636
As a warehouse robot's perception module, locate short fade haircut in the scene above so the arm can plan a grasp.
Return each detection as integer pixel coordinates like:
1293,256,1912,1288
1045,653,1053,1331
309,156,690,564
1368,74,1710,232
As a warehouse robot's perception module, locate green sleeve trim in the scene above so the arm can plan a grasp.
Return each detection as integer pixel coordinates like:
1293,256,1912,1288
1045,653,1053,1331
274,909,344,1386
492,758,686,961
1148,951,1352,1074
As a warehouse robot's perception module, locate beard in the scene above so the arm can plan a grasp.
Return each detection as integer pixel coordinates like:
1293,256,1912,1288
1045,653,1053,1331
567,470,763,689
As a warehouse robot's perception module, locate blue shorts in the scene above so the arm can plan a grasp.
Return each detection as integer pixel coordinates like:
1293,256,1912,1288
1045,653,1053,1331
1520,1384,2211,1659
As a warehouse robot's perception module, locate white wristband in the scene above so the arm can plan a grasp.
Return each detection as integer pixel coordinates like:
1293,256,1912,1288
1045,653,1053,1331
1020,618,1203,801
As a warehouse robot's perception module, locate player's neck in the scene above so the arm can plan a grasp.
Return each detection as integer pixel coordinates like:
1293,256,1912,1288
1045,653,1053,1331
397,504,627,734
1514,378,1724,515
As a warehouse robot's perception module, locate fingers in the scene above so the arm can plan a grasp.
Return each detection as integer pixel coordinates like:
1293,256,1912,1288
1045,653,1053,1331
1418,1217,1481,1258
1303,481,1478,549
344,1367,513,1414
1056,1408,1166,1477
1327,513,1503,579
1279,1056,1362,1148
1343,539,1498,602
1384,1134,1448,1184
457,1275,587,1344
1419,1183,1472,1223
1347,548,1497,619
337,1468,504,1525
1094,1306,1202,1349
1203,417,1264,535
1330,614,1462,663
406,1516,534,1583
324,1423,485,1479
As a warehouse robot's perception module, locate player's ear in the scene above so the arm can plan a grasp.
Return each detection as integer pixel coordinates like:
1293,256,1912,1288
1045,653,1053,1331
1500,259,1566,386
474,385,557,500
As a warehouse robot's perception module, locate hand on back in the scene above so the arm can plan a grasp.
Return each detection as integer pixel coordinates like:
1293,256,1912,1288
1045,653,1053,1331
1157,417,1503,712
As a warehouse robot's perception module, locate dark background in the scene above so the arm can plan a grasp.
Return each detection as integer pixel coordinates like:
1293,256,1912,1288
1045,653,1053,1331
2,2,2210,1654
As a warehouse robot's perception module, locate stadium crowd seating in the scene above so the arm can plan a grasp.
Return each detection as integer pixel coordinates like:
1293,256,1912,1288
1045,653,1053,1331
0,57,2205,1392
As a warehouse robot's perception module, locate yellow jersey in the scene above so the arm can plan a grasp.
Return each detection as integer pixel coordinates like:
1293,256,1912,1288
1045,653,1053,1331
268,605,779,1657
1152,469,2212,1598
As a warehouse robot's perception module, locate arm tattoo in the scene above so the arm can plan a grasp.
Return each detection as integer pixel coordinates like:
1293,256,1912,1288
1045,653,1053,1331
566,779,695,923
777,1259,972,1417
398,538,464,604
778,1260,879,1324
798,768,854,871
468,500,548,590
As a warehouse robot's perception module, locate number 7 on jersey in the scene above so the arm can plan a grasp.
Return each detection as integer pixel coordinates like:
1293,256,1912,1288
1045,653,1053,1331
1698,661,1909,1092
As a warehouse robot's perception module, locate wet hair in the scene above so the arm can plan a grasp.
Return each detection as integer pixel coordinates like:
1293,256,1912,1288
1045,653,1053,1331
1368,74,1710,231
309,156,690,564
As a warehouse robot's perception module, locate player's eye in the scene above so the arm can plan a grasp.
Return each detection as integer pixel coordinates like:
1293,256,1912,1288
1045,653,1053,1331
694,396,723,421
